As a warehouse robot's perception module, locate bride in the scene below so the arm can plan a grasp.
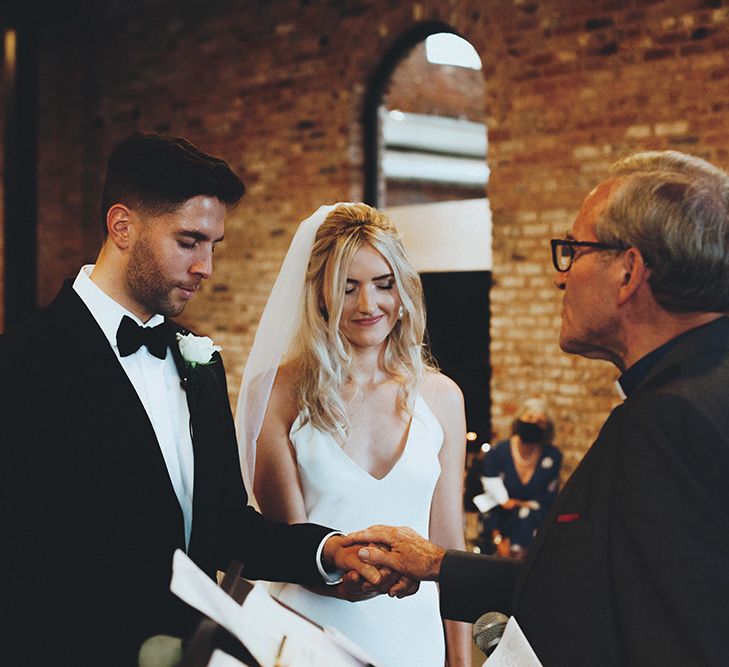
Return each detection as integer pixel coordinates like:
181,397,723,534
236,203,470,666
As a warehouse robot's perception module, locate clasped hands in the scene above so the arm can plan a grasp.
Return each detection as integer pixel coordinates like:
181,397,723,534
323,526,446,602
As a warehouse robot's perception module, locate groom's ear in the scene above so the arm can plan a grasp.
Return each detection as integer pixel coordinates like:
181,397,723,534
106,204,133,249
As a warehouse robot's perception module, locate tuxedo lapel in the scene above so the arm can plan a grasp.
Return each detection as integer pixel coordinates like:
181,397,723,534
165,322,227,448
168,328,198,417
182,355,234,556
48,283,184,526
166,321,225,553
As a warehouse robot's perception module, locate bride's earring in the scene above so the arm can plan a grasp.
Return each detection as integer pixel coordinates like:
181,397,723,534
398,305,404,320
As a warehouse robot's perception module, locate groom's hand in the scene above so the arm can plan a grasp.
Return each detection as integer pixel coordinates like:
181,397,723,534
342,525,446,582
321,534,383,587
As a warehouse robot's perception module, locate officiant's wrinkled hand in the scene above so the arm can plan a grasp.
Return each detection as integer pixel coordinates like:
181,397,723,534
342,525,446,589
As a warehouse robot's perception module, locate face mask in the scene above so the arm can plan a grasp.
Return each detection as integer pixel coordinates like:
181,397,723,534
515,419,546,444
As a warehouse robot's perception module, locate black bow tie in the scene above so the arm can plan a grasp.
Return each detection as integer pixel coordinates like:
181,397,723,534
116,315,169,360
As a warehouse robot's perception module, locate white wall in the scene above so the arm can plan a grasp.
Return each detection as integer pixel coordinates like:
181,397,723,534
385,198,492,273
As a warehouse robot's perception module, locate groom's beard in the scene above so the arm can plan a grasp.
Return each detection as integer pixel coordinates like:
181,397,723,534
127,236,194,318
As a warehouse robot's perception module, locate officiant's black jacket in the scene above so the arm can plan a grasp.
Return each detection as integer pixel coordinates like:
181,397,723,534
0,283,332,666
440,317,729,666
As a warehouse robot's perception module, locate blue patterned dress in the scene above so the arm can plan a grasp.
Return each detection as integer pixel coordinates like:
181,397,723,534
480,440,562,552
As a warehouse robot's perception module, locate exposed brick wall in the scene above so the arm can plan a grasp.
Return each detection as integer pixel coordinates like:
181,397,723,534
481,0,729,476
386,41,485,122
37,16,105,303
11,0,729,477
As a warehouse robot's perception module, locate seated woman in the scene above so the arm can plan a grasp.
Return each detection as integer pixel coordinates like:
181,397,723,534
477,398,562,559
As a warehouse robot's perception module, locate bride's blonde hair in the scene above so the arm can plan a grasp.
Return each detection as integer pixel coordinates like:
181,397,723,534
289,203,434,444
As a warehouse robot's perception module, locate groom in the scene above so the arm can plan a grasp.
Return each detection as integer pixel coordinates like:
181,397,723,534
0,133,383,666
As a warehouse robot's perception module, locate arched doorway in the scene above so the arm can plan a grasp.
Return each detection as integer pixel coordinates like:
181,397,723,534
364,26,492,448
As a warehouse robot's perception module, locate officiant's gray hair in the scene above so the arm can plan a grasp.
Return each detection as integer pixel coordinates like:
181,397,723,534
291,203,435,444
600,150,729,312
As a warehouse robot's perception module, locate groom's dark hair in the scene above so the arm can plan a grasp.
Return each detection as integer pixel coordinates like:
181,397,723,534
100,132,245,234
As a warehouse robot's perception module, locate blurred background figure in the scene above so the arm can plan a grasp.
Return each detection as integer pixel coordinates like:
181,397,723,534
474,398,562,559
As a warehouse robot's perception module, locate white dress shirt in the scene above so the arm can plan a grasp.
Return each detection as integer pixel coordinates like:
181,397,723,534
73,265,195,550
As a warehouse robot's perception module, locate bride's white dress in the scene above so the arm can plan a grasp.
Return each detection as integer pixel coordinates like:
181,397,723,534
269,394,446,667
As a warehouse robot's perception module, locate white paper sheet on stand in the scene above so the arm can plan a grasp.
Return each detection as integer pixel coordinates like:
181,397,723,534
170,549,377,667
208,649,248,667
482,616,543,667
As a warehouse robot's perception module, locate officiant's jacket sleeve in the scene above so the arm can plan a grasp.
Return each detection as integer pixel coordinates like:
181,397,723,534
439,550,519,622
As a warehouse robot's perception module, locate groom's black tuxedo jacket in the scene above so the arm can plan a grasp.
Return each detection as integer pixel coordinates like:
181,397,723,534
0,283,332,666
440,317,729,666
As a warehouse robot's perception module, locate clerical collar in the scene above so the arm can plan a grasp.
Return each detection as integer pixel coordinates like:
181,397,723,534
617,328,695,399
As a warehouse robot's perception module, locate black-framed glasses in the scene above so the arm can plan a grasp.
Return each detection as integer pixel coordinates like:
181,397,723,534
550,239,626,272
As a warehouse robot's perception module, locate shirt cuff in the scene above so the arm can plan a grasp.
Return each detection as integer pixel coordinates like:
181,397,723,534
316,530,345,585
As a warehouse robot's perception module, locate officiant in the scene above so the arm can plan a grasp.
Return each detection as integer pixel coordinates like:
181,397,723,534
347,149,729,665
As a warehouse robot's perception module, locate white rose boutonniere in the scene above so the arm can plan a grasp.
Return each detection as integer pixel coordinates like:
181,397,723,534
176,332,222,368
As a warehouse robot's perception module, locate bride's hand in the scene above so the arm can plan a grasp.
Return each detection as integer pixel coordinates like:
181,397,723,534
336,569,389,601
386,574,420,598
322,536,421,600
339,544,420,601
356,543,420,598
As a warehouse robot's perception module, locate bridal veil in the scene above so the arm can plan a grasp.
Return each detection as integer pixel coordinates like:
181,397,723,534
234,204,343,498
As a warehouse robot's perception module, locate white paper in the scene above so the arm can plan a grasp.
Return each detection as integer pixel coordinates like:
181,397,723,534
473,476,509,513
237,581,332,666
207,649,249,666
170,549,252,638
482,616,542,667
323,625,377,664
169,550,376,667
